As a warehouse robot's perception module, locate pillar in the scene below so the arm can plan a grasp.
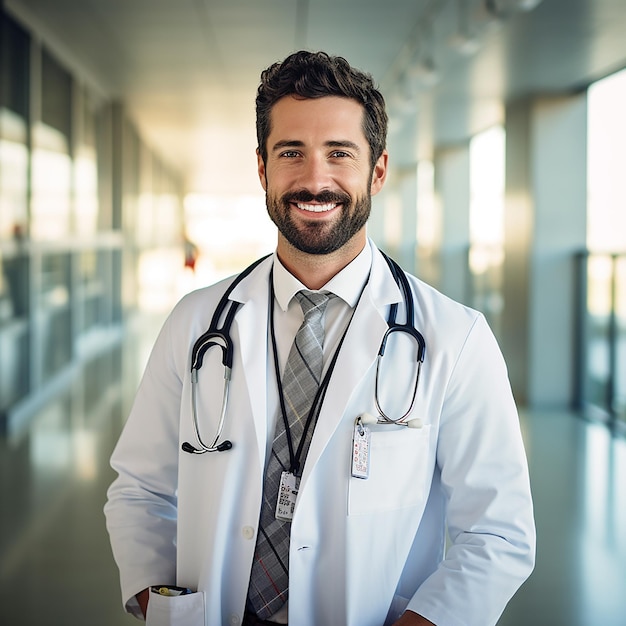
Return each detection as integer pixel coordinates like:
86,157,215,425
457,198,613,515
502,93,588,407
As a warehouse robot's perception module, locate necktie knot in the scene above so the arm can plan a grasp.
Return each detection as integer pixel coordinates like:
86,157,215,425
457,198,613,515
295,290,330,322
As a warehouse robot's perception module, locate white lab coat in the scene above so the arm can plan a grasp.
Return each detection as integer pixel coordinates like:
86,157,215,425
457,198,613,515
105,242,535,626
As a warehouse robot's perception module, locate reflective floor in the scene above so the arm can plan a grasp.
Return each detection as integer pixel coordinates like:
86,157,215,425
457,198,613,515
1,320,625,625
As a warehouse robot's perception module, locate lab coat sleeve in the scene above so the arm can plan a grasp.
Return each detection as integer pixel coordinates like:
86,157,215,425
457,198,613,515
404,313,536,626
104,306,186,618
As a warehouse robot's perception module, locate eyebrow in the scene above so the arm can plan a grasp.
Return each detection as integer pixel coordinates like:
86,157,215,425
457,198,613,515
270,139,361,153
271,140,304,152
327,140,361,152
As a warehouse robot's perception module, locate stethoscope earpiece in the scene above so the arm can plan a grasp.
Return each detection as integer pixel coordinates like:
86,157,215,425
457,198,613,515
359,413,378,425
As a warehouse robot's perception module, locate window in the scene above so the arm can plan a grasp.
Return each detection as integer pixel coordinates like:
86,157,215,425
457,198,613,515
584,68,626,429
468,125,505,332
31,48,73,240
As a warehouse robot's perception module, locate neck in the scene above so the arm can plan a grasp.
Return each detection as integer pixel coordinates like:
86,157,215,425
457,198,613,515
277,234,366,290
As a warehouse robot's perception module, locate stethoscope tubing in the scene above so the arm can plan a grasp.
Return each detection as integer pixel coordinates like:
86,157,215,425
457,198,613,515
375,253,426,424
183,255,270,454
183,252,426,453
186,365,233,453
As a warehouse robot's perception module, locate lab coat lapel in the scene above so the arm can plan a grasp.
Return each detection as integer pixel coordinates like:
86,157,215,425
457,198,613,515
229,256,273,472
301,247,402,484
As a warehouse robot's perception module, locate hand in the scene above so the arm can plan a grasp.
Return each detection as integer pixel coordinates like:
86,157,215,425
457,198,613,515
392,610,436,625
137,588,149,617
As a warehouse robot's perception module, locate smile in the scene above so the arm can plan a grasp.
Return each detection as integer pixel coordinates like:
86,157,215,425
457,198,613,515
296,202,338,213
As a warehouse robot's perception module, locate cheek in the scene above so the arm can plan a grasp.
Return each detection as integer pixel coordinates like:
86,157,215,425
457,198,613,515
262,166,289,192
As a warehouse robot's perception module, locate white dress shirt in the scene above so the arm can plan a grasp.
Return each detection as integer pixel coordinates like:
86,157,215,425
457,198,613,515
262,243,373,623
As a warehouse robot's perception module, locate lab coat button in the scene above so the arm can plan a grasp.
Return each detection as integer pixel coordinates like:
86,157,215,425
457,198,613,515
242,525,255,540
229,614,239,625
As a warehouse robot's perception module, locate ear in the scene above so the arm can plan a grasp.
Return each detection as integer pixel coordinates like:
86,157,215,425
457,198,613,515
370,150,388,196
257,148,267,191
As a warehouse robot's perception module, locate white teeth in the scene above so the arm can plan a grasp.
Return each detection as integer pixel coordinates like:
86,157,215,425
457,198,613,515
296,202,337,213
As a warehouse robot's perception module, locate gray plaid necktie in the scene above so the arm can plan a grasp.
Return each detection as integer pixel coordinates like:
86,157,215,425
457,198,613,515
247,290,330,619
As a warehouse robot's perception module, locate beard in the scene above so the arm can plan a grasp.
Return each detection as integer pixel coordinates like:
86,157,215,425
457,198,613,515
266,187,372,255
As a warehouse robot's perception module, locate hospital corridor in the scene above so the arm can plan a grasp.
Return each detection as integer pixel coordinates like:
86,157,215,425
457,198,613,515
1,0,626,625
1,355,626,625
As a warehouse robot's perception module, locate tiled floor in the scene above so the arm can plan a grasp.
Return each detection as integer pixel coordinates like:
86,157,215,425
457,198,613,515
499,409,626,626
1,327,625,625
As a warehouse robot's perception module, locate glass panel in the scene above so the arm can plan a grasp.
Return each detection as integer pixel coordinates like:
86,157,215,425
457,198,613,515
39,253,72,381
0,254,29,321
31,123,72,240
122,124,140,235
111,249,122,323
95,103,113,231
32,48,73,240
588,69,626,253
0,326,29,410
615,257,626,425
0,253,30,408
585,255,613,416
468,125,505,335
587,69,626,426
74,145,99,237
42,307,72,381
0,109,28,240
77,250,107,334
75,91,99,236
0,14,32,409
40,48,72,139
0,13,30,118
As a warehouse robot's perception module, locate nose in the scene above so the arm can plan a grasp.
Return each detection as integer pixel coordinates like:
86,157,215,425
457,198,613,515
296,153,332,194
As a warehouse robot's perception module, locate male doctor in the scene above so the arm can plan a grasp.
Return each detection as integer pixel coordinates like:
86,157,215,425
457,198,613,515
105,51,535,626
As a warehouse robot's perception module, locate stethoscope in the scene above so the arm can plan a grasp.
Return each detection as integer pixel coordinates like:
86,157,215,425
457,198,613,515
182,252,426,454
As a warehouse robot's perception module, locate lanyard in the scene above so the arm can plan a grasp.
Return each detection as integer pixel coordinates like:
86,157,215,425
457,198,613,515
267,267,368,475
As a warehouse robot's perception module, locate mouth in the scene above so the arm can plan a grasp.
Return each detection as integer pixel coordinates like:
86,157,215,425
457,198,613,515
295,202,339,213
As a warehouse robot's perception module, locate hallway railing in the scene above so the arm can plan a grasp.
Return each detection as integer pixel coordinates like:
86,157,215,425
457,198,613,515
576,251,626,436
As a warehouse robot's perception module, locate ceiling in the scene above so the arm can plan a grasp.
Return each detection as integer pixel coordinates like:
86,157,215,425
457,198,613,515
7,0,626,195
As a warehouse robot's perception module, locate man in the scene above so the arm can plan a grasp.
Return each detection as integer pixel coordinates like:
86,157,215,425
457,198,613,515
105,51,535,626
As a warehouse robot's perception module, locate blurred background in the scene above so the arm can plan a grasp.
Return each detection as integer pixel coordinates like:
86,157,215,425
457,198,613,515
0,0,625,624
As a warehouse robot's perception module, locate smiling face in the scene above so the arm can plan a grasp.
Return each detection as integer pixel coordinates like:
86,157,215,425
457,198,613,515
258,95,387,265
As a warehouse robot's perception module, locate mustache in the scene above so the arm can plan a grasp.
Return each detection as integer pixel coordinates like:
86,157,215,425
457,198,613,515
284,189,352,205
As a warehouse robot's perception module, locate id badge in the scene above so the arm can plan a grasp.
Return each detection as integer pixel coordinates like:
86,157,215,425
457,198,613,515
351,417,371,479
276,471,298,522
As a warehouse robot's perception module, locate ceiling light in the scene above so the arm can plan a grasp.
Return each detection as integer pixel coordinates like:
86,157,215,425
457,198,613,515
449,0,481,56
448,31,481,56
408,19,440,87
514,0,543,10
408,56,440,87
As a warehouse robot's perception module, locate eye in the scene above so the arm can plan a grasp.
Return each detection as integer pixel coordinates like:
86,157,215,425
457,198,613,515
280,150,300,158
330,150,351,158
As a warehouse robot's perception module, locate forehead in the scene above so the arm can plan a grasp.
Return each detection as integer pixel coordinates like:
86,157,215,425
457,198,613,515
267,95,366,145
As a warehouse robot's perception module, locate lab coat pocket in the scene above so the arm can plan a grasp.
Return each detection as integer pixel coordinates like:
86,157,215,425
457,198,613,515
348,424,431,516
146,590,206,626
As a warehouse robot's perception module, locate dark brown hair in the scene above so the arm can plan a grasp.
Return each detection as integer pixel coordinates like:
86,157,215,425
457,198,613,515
256,50,388,169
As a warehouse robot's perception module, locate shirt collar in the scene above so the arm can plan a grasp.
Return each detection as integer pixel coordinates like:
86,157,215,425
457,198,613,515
272,242,372,312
